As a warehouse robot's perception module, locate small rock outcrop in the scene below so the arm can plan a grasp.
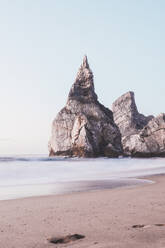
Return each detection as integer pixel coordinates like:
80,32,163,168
123,113,165,157
49,56,122,157
113,91,165,157
112,91,153,137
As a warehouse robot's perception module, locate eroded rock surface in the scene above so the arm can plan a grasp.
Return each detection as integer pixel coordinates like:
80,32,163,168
123,113,165,157
113,92,165,157
112,91,153,137
49,56,122,157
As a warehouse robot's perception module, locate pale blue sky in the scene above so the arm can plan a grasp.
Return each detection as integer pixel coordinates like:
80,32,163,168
0,0,165,154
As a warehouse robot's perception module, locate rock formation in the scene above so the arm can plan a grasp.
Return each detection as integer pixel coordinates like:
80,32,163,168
113,91,165,157
123,113,165,157
49,56,122,157
49,57,165,158
112,91,153,137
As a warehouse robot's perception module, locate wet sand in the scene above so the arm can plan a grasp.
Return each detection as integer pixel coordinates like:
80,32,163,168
1,174,165,248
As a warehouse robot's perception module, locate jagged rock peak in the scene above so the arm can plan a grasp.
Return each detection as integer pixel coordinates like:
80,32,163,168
113,91,139,117
82,55,89,69
112,91,153,137
49,56,122,158
68,56,98,103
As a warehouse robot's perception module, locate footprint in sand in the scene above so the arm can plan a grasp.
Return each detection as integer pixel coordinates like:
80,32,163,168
48,233,85,244
132,224,165,229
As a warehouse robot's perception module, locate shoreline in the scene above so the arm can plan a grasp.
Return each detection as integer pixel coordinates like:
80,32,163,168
1,156,165,202
1,174,165,247
0,177,154,202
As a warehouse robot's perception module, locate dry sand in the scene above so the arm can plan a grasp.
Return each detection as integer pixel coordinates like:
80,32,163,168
1,175,165,248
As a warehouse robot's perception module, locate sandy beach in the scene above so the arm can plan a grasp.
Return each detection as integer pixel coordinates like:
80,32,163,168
1,174,165,248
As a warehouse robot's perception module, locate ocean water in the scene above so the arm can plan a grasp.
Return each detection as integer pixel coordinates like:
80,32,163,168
0,156,165,200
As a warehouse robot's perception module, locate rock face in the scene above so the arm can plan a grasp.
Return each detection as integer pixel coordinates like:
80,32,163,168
49,57,165,158
123,114,165,157
113,92,165,157
112,91,153,137
49,56,122,157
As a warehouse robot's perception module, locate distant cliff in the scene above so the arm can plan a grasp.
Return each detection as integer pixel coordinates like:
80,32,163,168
49,57,165,158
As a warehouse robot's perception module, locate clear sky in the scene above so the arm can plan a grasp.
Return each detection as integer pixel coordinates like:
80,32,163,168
0,0,165,155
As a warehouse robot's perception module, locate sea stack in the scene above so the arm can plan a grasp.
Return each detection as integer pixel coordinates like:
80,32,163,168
112,91,165,157
49,56,122,157
122,113,165,157
112,91,153,137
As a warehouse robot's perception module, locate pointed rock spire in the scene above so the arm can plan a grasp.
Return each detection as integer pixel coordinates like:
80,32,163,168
49,56,122,158
82,55,89,69
68,56,97,103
